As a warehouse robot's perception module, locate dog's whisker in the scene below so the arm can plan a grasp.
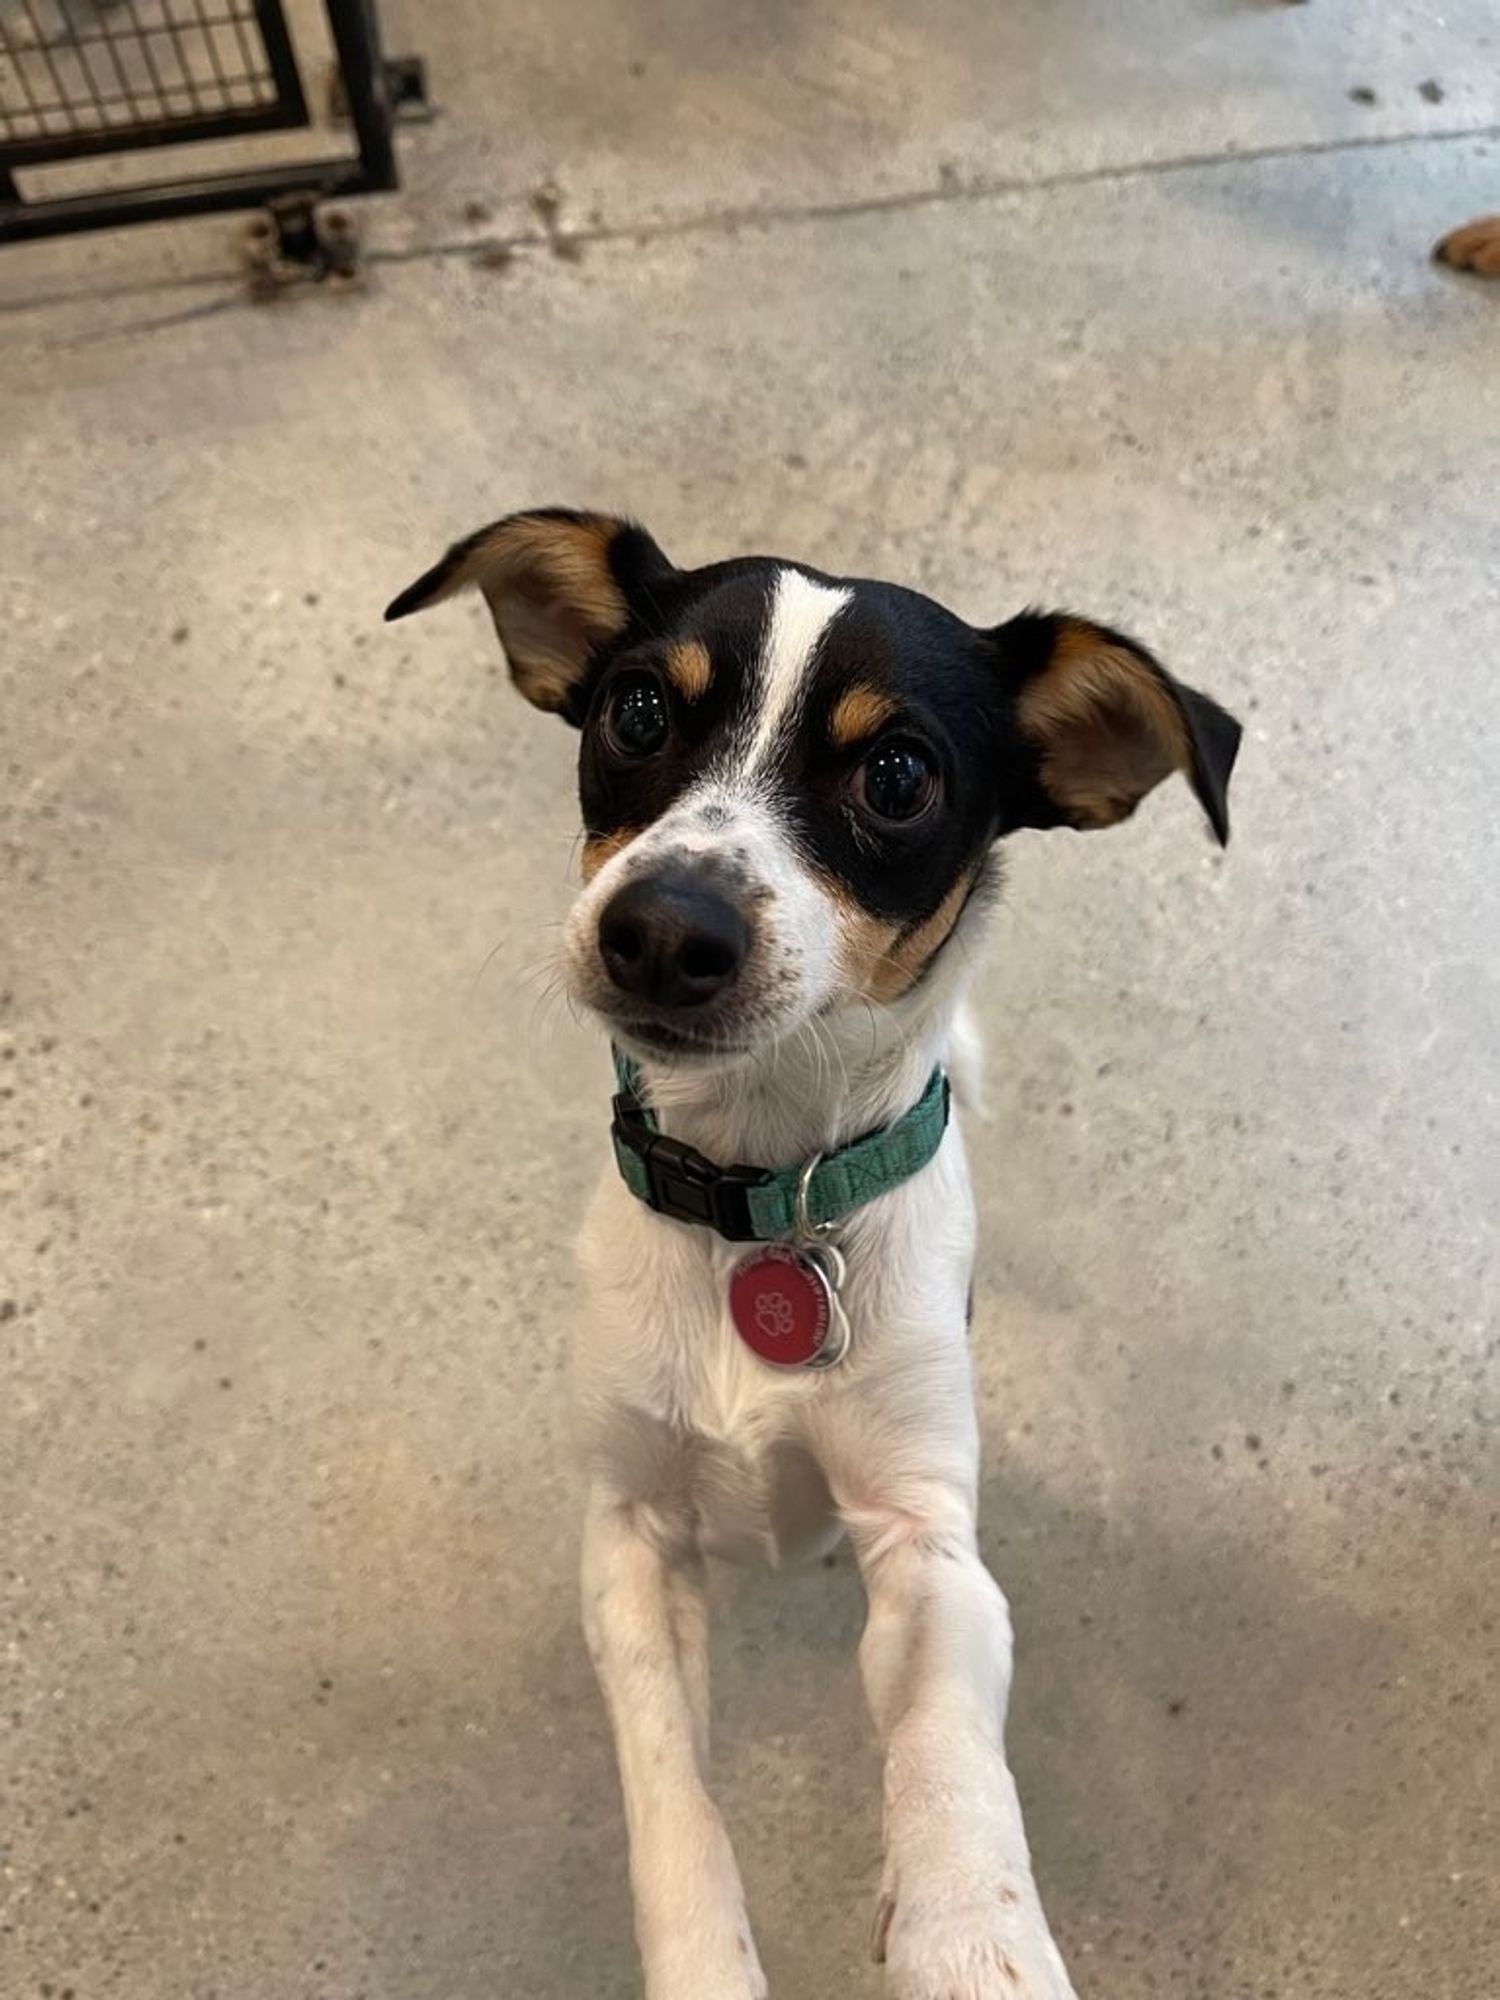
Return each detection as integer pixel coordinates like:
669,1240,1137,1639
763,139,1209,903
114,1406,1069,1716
513,955,556,986
469,936,514,999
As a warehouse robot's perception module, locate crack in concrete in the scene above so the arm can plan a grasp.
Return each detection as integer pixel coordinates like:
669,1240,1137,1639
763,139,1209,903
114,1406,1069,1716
455,118,1500,262
5,118,1498,327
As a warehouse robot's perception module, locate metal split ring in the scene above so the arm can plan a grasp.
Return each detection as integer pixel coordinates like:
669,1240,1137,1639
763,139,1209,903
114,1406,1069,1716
794,1151,825,1242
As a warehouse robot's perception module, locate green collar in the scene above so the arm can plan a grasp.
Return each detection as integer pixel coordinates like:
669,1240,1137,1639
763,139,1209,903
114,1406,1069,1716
610,1050,950,1243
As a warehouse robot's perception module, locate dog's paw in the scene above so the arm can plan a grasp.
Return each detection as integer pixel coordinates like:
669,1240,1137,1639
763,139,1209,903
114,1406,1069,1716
1435,214,1500,276
644,1925,767,2000
876,1878,1077,2000
647,1957,766,2000
637,1809,768,2000
648,1974,765,2000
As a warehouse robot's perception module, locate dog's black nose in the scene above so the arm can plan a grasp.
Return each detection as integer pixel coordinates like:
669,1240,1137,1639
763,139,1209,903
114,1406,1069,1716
598,869,749,1010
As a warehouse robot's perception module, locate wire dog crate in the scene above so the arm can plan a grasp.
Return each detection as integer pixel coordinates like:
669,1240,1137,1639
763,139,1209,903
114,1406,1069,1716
0,0,407,243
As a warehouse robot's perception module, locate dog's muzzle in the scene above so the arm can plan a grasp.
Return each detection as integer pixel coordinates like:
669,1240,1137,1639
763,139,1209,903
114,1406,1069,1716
597,864,749,1013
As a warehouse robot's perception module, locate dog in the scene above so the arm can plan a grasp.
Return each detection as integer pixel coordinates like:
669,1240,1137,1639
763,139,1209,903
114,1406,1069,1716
388,510,1241,1999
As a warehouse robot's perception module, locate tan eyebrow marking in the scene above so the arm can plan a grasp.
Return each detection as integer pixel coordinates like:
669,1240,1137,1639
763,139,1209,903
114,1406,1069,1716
829,685,898,748
663,639,712,703
581,827,641,882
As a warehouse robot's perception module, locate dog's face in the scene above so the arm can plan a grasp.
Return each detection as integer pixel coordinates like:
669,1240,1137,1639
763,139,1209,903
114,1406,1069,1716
389,510,1240,1066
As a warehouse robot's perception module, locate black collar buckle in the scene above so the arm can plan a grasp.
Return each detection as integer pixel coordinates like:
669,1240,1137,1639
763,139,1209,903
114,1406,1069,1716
611,1088,771,1241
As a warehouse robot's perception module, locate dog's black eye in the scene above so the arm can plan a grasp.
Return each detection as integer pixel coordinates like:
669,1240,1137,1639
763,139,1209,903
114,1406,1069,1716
854,739,940,825
603,672,670,759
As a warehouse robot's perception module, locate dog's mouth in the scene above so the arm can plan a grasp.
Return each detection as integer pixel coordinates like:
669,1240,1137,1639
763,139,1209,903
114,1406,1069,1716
612,1016,750,1062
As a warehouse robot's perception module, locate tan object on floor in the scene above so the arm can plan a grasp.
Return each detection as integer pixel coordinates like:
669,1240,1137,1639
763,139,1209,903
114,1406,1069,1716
1435,213,1500,275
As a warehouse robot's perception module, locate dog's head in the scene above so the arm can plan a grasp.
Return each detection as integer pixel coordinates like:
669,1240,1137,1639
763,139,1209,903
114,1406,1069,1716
388,509,1241,1066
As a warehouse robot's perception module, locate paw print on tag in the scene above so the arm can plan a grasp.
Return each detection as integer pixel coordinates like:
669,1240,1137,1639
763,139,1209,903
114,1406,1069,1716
729,1246,835,1368
753,1288,795,1342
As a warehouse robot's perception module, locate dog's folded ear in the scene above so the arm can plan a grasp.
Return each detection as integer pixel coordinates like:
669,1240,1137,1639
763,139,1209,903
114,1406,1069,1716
385,509,675,721
992,612,1242,845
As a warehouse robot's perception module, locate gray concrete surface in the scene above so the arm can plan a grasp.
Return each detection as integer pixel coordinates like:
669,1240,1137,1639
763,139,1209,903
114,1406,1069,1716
2,5,1498,1998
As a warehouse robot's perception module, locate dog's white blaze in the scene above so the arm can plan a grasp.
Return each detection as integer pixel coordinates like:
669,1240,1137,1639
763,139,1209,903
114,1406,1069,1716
740,567,851,776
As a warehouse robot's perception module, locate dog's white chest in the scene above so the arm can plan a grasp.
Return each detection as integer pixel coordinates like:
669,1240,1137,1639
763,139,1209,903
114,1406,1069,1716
575,1128,977,1563
576,1175,843,1563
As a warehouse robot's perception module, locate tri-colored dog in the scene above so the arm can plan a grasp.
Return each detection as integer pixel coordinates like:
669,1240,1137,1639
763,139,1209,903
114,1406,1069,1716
389,510,1241,2000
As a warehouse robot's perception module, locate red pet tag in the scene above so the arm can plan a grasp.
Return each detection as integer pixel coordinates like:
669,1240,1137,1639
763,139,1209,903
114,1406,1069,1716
729,1243,849,1369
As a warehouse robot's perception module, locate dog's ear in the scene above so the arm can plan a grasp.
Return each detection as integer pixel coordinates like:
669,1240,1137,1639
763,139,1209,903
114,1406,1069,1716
385,508,674,721
992,612,1241,845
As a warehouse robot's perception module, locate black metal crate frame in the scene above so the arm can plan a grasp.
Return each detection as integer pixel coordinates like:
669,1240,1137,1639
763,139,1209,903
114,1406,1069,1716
1,0,398,242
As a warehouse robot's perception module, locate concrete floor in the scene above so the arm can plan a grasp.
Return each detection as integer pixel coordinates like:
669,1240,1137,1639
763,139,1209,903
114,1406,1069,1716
3,4,1498,1997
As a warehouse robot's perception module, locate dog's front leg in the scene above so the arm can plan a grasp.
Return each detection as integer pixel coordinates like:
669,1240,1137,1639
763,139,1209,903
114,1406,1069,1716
851,1485,1078,2000
581,1487,767,2000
